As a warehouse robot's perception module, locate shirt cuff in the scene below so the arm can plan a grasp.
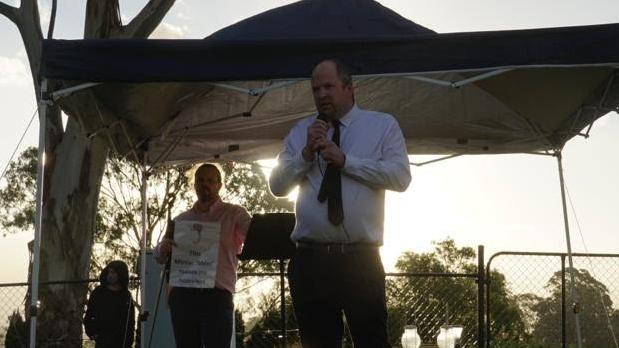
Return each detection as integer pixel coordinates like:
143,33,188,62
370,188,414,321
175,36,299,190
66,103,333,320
342,153,360,175
293,148,313,172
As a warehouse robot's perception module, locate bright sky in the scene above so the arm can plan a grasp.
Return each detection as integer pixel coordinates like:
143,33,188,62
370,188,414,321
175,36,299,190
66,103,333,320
0,0,618,282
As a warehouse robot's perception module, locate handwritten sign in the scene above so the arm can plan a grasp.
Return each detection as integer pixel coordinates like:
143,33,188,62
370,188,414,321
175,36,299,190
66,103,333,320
169,220,220,288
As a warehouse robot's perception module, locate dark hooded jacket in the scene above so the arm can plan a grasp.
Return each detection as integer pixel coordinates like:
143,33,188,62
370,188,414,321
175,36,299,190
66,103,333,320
83,260,135,348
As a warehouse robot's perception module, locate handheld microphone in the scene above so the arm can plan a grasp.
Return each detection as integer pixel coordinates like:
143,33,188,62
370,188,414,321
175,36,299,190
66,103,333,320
316,113,328,122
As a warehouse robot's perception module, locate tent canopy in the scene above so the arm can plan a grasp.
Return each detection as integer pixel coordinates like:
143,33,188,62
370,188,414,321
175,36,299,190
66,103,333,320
40,0,619,165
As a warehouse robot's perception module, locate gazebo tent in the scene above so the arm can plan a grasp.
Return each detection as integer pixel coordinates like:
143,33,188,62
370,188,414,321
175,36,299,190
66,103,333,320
41,0,619,164
33,0,619,347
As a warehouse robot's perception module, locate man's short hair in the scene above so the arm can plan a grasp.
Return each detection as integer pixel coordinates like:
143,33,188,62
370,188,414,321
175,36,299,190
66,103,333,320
317,58,353,86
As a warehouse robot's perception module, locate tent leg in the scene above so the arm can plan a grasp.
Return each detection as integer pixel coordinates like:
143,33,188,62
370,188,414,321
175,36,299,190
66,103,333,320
28,79,48,348
280,258,287,348
140,166,149,348
555,151,583,348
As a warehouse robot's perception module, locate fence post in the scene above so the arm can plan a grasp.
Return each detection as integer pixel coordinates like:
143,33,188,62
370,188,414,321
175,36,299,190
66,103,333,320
561,255,566,348
478,245,485,348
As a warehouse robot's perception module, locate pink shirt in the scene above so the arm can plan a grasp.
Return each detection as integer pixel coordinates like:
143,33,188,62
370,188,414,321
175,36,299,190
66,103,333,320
157,199,251,293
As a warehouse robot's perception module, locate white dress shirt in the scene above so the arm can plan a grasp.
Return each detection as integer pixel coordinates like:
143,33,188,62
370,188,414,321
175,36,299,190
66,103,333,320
269,105,411,244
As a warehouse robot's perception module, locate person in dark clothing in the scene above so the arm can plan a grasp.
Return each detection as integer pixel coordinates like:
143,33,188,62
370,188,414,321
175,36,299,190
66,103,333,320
84,260,136,348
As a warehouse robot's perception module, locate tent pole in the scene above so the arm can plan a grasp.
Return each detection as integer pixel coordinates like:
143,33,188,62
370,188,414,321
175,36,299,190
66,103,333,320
49,82,100,101
28,79,48,348
555,151,583,348
140,163,149,348
410,154,463,166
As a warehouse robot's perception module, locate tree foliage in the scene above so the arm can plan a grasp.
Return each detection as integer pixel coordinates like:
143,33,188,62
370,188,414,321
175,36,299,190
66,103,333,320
0,148,292,275
92,155,194,273
0,0,177,345
1,147,294,345
239,238,529,347
0,147,37,236
239,289,299,348
220,162,293,273
221,162,292,215
388,239,527,346
529,268,619,348
4,311,26,348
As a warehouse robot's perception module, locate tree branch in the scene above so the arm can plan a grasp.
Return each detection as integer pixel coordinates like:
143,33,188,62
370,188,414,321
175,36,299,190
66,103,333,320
15,0,43,88
0,2,18,25
123,0,176,39
47,0,57,39
84,0,122,39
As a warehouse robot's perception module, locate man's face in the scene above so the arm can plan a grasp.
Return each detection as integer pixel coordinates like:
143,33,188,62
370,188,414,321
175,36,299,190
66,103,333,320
194,166,222,204
311,61,353,119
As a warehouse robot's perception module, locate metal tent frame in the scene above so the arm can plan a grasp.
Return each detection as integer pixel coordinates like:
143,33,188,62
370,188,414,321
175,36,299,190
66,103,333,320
27,67,614,348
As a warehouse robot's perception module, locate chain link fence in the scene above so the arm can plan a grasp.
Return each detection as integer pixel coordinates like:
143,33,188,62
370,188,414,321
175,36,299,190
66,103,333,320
386,272,480,347
487,252,619,348
5,252,619,347
0,269,482,347
0,279,142,348
0,282,28,346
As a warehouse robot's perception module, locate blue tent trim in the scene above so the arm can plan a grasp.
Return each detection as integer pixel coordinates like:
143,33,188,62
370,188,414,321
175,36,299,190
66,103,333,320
39,0,619,83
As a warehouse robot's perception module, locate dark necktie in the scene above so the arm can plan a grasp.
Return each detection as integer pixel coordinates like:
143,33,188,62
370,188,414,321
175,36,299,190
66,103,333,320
317,120,344,225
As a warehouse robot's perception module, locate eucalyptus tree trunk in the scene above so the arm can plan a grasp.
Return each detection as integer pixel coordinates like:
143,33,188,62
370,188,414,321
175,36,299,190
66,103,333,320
0,0,175,346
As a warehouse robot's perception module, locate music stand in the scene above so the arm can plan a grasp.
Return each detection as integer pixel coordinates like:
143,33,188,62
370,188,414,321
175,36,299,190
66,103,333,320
239,213,296,347
240,213,296,260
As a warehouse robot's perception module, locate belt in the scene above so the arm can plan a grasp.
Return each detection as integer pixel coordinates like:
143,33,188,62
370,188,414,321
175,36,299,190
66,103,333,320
295,241,379,254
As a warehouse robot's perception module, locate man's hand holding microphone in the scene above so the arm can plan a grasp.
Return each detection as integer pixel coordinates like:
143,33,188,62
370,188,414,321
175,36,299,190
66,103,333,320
303,114,345,168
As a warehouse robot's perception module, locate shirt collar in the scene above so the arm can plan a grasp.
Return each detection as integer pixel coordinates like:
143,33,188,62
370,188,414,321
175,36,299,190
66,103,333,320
337,104,358,128
191,197,223,214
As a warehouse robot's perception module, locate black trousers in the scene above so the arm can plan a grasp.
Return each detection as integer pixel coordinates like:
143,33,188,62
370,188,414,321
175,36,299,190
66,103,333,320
287,247,391,348
168,287,233,348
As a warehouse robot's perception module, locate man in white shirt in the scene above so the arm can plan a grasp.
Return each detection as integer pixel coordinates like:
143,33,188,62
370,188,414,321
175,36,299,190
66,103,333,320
269,59,411,348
